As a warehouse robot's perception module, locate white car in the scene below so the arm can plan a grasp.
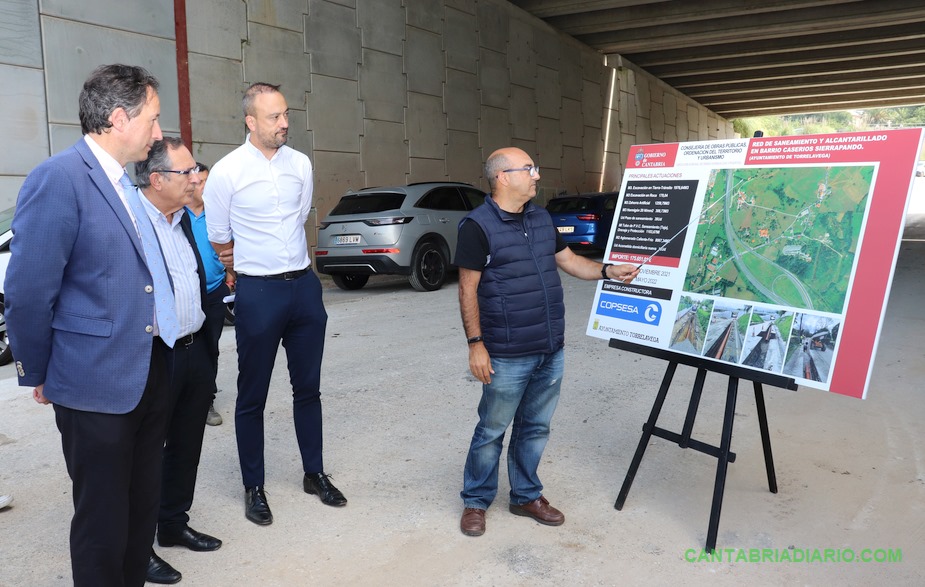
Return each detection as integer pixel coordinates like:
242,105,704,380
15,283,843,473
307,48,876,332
315,182,486,291
0,205,15,365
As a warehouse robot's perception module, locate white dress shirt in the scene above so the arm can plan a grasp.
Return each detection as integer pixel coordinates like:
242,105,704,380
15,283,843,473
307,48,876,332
83,135,139,228
203,137,313,276
138,193,206,338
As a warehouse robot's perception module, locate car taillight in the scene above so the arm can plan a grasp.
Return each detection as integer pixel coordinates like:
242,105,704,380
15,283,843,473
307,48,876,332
362,248,400,254
315,250,328,255
576,214,600,221
363,217,413,226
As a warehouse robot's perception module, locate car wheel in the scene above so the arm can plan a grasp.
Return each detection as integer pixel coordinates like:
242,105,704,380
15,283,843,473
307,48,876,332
0,294,12,366
409,240,448,292
332,273,370,291
223,300,235,326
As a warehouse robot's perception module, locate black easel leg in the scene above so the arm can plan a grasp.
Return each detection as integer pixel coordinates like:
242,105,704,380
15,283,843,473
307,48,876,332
706,376,738,552
615,362,678,510
679,368,707,448
753,381,777,493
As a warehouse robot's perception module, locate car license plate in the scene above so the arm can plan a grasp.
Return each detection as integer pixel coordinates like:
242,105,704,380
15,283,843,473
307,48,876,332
557,226,574,234
333,235,361,245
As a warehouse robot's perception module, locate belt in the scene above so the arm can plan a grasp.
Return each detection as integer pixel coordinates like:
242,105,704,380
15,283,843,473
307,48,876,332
176,330,201,348
242,267,309,281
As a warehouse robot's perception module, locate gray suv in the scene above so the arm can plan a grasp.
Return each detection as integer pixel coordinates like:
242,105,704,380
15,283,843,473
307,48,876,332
315,182,486,291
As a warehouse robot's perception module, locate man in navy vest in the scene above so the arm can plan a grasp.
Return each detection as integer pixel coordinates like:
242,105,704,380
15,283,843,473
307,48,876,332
455,147,639,537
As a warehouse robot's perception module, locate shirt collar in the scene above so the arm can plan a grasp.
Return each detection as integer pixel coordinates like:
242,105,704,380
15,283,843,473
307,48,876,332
244,133,283,162
488,195,534,221
139,189,185,228
184,205,205,219
83,134,126,185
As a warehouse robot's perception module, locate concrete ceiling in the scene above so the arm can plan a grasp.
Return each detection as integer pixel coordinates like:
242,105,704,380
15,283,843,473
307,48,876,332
510,0,925,119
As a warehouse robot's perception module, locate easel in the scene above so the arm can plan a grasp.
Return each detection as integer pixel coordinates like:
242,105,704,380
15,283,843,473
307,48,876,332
610,339,797,552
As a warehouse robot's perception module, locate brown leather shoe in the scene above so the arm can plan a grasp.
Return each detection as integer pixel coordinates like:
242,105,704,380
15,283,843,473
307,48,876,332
460,507,486,536
509,496,564,526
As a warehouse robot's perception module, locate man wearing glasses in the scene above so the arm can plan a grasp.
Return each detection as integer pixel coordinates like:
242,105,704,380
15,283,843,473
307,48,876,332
455,147,639,537
134,138,223,584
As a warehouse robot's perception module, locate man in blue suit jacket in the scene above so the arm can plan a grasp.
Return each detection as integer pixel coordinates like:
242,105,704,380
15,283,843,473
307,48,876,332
5,64,172,586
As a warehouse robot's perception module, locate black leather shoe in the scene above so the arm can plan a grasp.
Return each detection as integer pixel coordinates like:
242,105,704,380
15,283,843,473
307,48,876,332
303,472,347,507
245,486,273,525
158,525,222,551
147,551,181,585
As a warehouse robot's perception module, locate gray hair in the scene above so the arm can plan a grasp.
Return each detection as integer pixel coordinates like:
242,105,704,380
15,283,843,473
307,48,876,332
78,64,159,135
134,137,185,189
484,151,510,191
242,82,281,117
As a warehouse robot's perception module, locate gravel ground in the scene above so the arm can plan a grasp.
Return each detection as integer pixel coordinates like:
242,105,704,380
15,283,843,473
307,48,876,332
1,231,923,585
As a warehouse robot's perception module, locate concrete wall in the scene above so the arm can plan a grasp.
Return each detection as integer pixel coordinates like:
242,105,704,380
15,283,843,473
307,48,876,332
0,0,735,216
0,0,179,208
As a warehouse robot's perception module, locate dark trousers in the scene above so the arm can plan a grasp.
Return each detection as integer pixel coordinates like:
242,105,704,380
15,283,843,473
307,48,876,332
54,339,171,587
234,269,327,488
158,331,215,531
203,282,230,376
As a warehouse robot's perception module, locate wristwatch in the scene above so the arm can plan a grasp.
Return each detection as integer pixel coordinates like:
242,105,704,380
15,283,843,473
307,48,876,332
601,263,613,280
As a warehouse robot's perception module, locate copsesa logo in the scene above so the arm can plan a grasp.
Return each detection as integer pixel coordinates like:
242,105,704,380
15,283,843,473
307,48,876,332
597,294,662,326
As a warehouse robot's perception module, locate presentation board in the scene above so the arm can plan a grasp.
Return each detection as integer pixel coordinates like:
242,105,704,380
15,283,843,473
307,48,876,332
586,129,924,399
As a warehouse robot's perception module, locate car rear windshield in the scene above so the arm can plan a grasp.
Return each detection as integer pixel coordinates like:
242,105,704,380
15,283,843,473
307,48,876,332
330,193,406,215
547,198,595,213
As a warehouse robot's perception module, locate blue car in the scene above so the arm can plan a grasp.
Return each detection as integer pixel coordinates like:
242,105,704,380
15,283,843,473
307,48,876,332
546,192,618,251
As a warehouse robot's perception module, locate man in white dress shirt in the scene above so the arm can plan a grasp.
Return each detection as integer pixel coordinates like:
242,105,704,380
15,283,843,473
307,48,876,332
204,83,346,526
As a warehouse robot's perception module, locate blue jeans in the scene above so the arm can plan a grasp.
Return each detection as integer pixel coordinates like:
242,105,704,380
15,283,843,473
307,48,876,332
461,349,564,509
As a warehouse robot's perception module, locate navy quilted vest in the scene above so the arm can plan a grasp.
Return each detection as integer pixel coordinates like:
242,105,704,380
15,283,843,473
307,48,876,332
463,196,565,357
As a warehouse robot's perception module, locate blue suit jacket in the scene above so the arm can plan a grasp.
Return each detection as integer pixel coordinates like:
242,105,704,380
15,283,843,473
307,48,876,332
6,139,162,414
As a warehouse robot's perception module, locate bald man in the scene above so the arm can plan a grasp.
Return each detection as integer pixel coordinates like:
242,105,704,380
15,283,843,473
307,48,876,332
455,147,639,537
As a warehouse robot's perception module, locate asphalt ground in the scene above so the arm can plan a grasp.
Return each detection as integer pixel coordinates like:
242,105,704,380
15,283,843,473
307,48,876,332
1,182,923,585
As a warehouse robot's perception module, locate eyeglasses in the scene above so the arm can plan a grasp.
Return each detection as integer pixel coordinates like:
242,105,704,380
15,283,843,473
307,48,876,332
153,165,202,176
500,165,540,178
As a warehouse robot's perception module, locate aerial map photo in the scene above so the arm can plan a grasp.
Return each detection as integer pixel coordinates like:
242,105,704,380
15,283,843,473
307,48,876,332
683,165,874,314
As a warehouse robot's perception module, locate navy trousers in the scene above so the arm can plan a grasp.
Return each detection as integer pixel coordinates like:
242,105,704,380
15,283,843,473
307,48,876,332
233,269,327,488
